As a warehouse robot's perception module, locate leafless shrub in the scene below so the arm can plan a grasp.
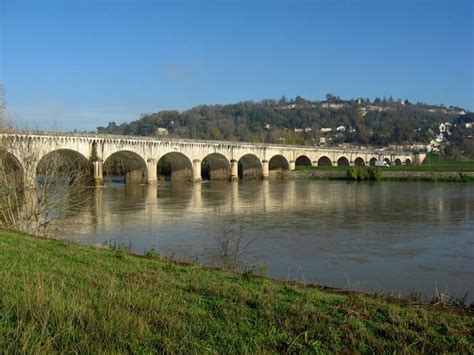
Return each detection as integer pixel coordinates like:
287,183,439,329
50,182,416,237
204,215,257,272
0,93,94,236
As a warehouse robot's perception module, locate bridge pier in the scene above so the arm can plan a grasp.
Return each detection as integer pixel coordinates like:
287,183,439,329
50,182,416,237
93,160,103,186
312,161,318,167
23,170,37,189
230,159,238,180
16,157,38,189
147,158,157,184
289,160,295,171
262,160,269,179
193,159,202,182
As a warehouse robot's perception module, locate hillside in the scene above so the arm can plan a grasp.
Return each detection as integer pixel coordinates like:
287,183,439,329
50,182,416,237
97,96,473,155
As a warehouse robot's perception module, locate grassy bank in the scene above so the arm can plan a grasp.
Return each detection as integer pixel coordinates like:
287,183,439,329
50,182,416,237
1,230,473,353
290,168,474,182
292,158,474,182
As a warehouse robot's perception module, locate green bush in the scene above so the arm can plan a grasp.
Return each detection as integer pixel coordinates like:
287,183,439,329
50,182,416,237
367,167,383,181
346,167,359,180
346,167,382,181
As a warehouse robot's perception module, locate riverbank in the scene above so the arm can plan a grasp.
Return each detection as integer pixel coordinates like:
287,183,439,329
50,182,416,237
1,230,473,353
285,158,474,182
286,168,474,182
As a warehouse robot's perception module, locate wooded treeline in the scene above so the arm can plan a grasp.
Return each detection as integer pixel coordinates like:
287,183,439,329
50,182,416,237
97,96,472,154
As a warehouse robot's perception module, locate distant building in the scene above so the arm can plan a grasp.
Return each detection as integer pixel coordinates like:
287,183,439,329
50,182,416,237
406,143,427,151
294,128,303,133
156,127,169,136
321,103,344,109
466,123,473,129
320,128,332,133
319,137,326,145
336,126,346,132
304,127,312,132
444,122,453,135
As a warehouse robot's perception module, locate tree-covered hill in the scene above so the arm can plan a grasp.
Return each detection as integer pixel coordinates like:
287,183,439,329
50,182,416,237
97,96,472,153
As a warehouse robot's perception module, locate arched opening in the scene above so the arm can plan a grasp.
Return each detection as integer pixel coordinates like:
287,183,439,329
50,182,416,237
295,155,312,167
394,158,402,166
36,149,93,186
269,155,289,170
317,156,332,167
157,152,193,182
0,149,23,188
405,159,412,166
201,153,230,180
383,158,392,166
369,158,377,166
104,151,147,184
337,156,350,167
238,154,263,180
0,150,24,225
354,157,365,166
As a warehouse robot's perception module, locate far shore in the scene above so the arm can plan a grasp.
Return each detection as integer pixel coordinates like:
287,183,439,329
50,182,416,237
270,162,474,182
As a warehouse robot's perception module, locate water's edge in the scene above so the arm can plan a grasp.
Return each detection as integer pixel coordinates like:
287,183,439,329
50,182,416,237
284,169,474,182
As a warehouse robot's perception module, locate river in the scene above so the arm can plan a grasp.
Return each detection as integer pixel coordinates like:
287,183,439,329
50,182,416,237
60,180,474,302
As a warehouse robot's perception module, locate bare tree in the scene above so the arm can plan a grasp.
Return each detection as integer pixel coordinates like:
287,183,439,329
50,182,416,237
0,86,94,236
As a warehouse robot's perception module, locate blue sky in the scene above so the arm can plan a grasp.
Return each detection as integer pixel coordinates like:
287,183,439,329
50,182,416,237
1,0,472,131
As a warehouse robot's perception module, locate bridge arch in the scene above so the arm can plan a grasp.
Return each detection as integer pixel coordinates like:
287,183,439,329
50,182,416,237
394,158,402,166
36,149,93,185
317,156,332,167
157,152,193,182
0,149,23,188
103,150,147,184
295,155,312,167
405,158,412,166
201,153,230,180
354,157,365,166
269,154,289,170
238,154,263,180
337,156,350,167
383,158,392,166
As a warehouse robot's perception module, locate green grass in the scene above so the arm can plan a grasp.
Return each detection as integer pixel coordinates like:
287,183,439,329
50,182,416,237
295,156,474,183
1,230,473,353
295,160,474,173
391,159,474,172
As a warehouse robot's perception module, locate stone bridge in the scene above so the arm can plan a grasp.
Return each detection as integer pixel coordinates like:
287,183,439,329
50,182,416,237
1,132,421,186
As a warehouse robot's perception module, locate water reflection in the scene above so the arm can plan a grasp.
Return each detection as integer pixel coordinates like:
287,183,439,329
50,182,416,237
61,180,474,301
